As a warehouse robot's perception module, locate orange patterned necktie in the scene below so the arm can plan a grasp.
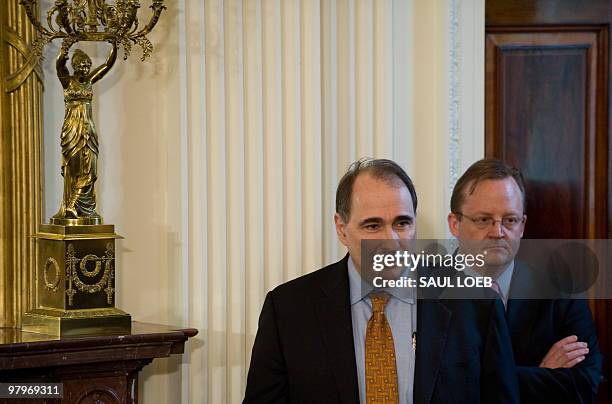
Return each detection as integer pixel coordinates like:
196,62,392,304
365,292,399,403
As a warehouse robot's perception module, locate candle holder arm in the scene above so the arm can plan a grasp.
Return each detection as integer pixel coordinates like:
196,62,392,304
131,0,166,39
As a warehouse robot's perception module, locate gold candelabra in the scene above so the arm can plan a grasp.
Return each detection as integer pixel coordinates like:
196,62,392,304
19,0,166,336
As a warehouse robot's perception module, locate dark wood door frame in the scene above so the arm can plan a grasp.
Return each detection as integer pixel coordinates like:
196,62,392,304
486,13,612,401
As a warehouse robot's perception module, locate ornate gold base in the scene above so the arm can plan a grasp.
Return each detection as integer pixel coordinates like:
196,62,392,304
22,307,131,337
23,224,131,336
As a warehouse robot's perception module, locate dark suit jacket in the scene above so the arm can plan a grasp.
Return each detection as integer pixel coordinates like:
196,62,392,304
244,255,519,403
507,262,603,404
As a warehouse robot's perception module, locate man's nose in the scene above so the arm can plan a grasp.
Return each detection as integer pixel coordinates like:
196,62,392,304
487,220,505,238
384,226,400,241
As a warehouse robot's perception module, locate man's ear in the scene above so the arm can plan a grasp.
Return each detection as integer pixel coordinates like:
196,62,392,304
519,214,527,238
447,212,460,237
334,213,348,246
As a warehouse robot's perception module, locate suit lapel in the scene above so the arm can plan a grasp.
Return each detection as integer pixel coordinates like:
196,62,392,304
314,257,359,404
414,299,452,404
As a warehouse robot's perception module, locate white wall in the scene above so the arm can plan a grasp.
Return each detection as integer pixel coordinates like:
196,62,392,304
42,0,484,402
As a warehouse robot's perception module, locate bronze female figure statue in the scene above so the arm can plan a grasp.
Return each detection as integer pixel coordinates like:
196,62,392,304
51,41,117,225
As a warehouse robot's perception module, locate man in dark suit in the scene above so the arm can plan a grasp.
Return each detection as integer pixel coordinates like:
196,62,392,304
448,158,603,403
244,158,519,404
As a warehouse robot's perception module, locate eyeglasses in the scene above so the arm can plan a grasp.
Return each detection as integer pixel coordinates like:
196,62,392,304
454,213,525,230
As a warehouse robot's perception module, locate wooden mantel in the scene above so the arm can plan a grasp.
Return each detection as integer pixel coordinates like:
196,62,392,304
0,322,198,403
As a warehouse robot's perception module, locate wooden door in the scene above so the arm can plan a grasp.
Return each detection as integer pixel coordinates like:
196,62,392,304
486,0,611,401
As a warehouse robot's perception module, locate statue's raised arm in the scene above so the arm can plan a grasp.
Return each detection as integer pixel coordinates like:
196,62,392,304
56,42,70,88
90,40,118,84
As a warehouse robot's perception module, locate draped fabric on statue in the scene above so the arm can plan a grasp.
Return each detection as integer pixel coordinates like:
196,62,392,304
57,78,99,218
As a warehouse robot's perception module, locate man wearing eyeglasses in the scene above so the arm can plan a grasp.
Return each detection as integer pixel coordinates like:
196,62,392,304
447,158,602,404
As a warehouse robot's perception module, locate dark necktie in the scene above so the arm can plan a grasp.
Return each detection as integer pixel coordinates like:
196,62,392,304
491,279,505,308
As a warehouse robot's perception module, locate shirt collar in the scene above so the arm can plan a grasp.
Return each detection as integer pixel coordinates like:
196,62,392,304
347,256,416,305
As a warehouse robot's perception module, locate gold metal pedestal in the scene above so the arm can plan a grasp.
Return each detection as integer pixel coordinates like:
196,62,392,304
22,224,131,336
